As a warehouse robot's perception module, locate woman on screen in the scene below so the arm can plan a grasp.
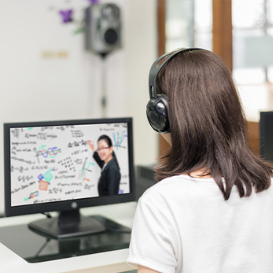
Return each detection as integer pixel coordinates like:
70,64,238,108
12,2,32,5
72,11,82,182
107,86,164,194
87,135,121,196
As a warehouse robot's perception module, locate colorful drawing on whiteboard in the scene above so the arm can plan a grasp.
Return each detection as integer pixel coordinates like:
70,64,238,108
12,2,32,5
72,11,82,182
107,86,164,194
112,131,128,148
34,145,61,163
24,191,39,201
78,158,95,182
39,180,50,191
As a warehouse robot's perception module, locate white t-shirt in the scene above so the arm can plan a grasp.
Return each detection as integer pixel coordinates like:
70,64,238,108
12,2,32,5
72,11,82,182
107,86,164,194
127,175,273,273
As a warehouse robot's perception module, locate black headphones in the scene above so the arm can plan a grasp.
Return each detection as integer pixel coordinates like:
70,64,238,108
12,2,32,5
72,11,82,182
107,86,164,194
146,47,202,134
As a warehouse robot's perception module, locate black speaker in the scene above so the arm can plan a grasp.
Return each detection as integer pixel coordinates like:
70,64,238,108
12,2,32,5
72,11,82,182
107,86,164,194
85,3,122,55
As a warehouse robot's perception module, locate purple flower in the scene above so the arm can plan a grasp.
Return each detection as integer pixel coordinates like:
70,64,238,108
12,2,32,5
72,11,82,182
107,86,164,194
59,9,73,23
87,0,100,4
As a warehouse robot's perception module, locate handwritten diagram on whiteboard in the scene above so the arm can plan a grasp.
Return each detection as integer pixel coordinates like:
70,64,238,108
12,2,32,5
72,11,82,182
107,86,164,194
10,123,130,207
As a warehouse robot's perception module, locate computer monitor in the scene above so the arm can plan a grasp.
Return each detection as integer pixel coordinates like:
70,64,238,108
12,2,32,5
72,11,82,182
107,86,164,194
260,111,273,164
4,117,135,239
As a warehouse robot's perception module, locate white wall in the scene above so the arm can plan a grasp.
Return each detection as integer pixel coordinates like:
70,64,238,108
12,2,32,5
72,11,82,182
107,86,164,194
0,0,158,214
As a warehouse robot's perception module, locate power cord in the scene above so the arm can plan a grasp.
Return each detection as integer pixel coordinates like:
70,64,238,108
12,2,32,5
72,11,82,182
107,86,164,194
41,212,52,218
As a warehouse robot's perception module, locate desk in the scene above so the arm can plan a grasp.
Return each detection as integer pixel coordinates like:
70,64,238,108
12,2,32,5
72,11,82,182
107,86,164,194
0,202,137,273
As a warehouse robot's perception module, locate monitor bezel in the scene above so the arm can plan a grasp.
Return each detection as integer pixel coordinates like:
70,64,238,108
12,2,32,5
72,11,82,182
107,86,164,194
260,111,273,163
4,117,135,217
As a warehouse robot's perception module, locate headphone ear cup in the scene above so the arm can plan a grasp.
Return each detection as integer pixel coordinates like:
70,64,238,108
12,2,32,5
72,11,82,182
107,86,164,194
146,95,170,133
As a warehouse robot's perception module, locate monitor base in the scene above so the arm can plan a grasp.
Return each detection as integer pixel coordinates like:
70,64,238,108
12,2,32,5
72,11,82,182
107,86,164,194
29,210,106,240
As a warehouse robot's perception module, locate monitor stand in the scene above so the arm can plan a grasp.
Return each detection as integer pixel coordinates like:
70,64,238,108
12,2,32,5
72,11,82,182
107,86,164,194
0,214,131,263
28,209,106,240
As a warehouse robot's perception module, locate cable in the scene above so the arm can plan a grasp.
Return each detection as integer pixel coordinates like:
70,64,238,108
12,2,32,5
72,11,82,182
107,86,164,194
41,212,52,218
35,238,51,257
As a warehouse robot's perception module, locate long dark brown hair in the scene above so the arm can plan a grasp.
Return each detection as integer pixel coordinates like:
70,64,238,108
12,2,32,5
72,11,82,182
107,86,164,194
155,49,272,200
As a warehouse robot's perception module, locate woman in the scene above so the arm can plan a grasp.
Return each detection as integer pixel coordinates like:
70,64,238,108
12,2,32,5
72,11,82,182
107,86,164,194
87,134,120,196
127,48,273,273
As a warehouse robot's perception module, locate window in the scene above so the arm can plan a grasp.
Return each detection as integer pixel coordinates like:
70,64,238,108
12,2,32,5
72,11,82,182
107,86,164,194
233,0,273,84
165,0,212,52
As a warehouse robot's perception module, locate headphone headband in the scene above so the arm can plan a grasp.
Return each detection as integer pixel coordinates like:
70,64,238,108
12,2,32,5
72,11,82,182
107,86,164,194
148,48,202,99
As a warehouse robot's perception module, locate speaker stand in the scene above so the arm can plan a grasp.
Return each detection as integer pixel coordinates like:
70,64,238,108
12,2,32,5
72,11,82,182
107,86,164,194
100,53,108,118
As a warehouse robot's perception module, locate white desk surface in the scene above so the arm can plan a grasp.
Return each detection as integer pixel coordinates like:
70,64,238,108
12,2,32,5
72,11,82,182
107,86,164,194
0,201,137,273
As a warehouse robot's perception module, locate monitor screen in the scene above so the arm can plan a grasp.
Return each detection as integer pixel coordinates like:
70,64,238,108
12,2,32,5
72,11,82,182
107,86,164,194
4,117,135,239
260,111,273,164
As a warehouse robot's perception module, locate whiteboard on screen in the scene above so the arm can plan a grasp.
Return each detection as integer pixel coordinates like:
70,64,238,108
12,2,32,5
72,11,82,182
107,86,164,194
10,123,130,207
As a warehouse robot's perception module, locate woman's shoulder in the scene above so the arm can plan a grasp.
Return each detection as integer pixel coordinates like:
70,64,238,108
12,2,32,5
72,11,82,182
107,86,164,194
141,175,198,200
139,174,220,209
106,158,116,166
105,158,120,171
141,175,273,204
136,175,201,221
145,174,213,193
